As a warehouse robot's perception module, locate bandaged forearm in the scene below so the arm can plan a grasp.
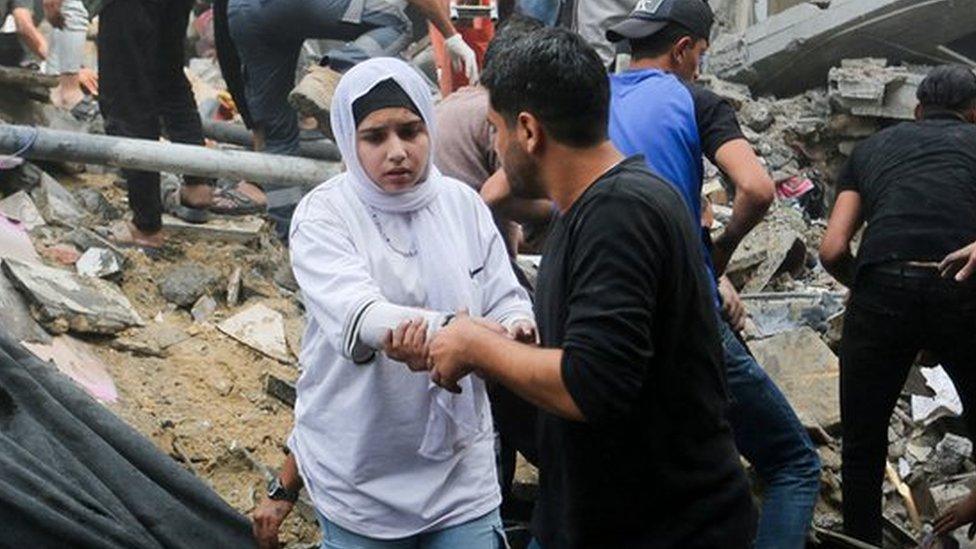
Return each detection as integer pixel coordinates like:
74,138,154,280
345,301,445,363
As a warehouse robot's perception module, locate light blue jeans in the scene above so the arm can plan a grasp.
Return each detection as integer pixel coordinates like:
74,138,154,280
316,508,508,549
516,0,561,26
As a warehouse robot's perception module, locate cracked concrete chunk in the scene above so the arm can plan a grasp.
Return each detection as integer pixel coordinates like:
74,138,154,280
158,262,221,308
76,247,123,278
2,257,143,334
710,0,976,96
30,171,88,227
162,214,265,243
217,303,292,363
0,190,46,230
191,295,218,323
749,327,840,431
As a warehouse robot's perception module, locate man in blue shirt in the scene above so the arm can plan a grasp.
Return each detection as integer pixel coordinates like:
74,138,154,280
606,1,821,548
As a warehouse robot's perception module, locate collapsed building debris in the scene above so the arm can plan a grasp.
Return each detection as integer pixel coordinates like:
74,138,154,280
710,0,976,97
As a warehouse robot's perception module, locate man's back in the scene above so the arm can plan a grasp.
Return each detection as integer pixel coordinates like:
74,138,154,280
532,157,754,548
840,114,976,270
608,68,743,228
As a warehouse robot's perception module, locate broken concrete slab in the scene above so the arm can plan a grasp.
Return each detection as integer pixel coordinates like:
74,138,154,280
62,226,125,264
710,0,976,97
930,434,973,477
0,213,40,263
22,335,118,402
828,58,927,120
0,190,46,230
73,187,121,222
734,227,806,294
162,213,265,243
191,294,217,323
158,262,222,308
749,327,840,431
76,247,123,279
0,217,51,343
217,303,292,363
30,171,88,227
2,257,143,335
912,366,963,426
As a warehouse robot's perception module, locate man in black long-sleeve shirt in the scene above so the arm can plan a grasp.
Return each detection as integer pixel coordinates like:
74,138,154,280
428,28,754,548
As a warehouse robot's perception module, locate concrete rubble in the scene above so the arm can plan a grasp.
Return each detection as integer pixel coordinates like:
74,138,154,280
76,247,123,279
0,4,974,547
217,303,293,364
710,0,976,97
2,257,144,335
158,262,223,308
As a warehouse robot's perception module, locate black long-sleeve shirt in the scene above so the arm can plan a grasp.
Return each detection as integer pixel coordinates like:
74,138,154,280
532,156,755,548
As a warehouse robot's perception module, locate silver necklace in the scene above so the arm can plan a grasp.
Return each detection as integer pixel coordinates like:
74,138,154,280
368,207,418,257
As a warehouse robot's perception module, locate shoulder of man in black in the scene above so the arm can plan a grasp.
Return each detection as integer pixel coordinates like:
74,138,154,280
679,81,746,163
838,120,935,192
575,156,692,225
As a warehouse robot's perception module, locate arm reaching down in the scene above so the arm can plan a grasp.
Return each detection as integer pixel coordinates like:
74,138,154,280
711,138,775,275
819,190,863,288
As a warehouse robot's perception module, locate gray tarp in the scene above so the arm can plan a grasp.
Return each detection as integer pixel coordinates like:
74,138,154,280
0,327,256,548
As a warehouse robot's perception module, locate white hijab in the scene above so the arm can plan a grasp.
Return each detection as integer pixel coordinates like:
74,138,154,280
330,58,484,460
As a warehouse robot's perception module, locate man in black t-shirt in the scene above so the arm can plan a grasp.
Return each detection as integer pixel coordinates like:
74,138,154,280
605,3,821,547
428,27,755,548
821,64,976,544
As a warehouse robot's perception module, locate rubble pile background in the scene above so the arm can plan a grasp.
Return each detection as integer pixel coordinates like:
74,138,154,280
2,2,976,547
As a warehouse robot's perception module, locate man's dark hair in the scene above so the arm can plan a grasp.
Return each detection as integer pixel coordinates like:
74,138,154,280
482,27,609,148
917,64,976,113
629,23,706,60
483,13,544,69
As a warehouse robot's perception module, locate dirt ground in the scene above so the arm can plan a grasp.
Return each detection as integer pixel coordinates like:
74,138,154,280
62,172,322,545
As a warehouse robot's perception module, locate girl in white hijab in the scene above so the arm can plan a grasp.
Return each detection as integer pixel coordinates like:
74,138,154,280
250,57,534,548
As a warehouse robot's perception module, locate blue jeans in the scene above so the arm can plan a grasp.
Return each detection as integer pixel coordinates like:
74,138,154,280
316,508,508,549
720,320,821,549
516,0,561,26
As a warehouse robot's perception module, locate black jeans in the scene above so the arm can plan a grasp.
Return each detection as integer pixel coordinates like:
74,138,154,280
841,265,976,543
97,0,206,233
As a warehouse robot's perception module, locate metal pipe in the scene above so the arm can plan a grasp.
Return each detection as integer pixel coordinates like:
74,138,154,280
0,124,342,188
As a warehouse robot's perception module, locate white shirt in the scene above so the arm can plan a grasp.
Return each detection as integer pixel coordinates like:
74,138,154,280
288,176,533,538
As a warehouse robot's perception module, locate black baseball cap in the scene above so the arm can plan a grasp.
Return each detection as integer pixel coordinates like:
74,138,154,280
606,0,714,43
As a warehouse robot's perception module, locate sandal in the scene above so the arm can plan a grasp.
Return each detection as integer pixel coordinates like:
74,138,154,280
68,96,100,124
161,180,211,224
210,186,267,216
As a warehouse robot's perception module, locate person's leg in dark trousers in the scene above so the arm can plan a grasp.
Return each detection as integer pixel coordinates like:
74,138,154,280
721,320,821,549
156,0,206,148
840,272,920,544
156,0,216,200
97,0,164,234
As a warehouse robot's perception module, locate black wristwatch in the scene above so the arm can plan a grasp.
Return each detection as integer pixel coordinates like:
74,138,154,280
267,477,299,503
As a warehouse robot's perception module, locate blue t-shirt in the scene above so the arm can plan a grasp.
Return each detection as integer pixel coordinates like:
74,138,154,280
608,68,744,288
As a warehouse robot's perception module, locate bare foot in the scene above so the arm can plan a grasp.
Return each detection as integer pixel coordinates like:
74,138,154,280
935,491,976,538
181,181,215,209
110,221,165,250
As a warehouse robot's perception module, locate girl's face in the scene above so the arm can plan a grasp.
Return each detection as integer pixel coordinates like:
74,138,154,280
356,107,430,192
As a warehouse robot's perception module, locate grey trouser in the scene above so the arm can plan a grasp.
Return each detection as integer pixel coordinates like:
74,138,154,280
46,0,88,75
227,0,412,156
